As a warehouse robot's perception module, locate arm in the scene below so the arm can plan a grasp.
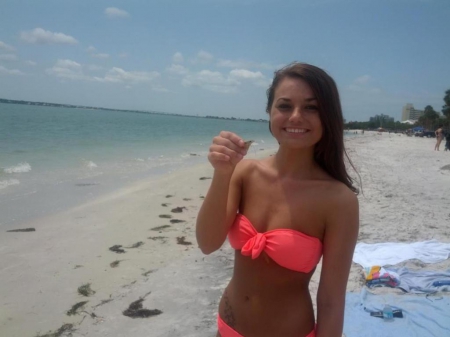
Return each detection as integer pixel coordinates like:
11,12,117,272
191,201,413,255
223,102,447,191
196,131,247,254
316,188,359,337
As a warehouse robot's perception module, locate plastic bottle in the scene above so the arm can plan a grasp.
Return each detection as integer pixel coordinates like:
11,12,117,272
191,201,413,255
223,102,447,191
432,280,450,287
382,304,394,321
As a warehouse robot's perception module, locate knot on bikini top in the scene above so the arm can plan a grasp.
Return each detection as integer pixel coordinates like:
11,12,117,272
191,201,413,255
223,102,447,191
241,232,267,259
228,214,323,273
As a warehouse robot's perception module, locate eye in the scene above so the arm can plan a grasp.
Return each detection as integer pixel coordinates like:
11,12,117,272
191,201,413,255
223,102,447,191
278,104,291,110
305,105,318,111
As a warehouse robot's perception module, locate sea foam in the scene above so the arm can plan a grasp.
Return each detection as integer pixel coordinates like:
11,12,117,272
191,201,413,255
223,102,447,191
3,162,32,174
0,179,20,190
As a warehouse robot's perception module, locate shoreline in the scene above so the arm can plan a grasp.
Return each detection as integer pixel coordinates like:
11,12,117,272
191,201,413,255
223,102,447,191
2,133,450,336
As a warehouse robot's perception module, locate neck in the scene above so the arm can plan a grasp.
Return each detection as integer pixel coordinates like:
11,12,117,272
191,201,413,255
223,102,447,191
270,145,318,179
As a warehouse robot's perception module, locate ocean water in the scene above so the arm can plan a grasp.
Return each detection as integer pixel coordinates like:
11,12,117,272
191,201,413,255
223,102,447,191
0,103,277,228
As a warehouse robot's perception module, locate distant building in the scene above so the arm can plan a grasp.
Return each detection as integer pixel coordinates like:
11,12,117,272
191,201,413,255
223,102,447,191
402,104,424,121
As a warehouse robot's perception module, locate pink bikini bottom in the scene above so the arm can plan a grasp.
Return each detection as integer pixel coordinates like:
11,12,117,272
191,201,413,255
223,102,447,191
217,314,316,337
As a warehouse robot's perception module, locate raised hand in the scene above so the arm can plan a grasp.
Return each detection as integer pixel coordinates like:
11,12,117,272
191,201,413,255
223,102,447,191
208,131,247,174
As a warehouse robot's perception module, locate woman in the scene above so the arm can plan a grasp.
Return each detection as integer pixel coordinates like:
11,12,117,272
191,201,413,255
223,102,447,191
196,62,359,337
435,125,444,151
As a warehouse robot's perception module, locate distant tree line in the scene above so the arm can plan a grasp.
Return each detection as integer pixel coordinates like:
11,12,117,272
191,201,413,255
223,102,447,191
345,89,450,131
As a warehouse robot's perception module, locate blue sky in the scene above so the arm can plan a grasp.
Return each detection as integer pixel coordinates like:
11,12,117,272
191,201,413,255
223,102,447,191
0,0,449,121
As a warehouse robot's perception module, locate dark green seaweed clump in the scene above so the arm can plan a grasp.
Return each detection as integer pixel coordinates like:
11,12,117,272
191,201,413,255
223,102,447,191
176,236,192,245
123,298,162,318
109,245,126,253
34,323,75,337
7,228,35,232
78,283,95,297
126,241,144,248
66,301,88,316
150,225,170,231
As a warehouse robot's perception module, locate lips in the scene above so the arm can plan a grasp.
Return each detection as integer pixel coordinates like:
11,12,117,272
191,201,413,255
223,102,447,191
284,128,309,133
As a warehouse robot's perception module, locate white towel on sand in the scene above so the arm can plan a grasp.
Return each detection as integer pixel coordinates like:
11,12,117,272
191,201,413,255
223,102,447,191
353,240,450,268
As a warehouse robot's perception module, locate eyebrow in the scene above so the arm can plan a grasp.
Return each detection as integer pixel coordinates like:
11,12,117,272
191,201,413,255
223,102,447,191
277,97,318,102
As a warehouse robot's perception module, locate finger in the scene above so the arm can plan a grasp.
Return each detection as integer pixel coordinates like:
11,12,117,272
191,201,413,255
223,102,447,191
213,136,247,155
219,131,245,148
208,152,231,162
210,144,244,159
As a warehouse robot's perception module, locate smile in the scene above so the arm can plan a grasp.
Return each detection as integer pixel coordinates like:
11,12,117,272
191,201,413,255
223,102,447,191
285,128,308,133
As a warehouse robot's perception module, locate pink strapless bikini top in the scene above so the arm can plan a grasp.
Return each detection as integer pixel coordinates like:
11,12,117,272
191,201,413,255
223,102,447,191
228,214,323,273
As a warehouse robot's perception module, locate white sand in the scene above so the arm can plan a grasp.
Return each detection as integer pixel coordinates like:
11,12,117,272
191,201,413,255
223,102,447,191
1,133,449,337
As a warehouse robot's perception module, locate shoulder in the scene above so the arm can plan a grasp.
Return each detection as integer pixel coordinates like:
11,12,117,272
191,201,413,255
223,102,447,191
321,180,359,226
234,157,272,177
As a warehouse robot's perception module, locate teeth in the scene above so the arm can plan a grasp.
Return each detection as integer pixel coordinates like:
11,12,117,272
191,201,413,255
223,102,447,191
286,128,307,133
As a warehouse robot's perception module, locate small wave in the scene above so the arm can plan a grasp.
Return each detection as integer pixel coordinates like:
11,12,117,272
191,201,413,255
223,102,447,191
135,158,145,162
3,162,32,174
82,160,98,169
0,179,20,190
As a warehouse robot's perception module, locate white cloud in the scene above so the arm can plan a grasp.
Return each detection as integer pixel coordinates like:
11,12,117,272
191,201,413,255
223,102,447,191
47,59,160,87
119,52,129,59
172,52,184,63
347,75,381,94
152,84,170,92
46,59,86,80
167,64,188,75
86,46,96,53
354,75,371,84
217,59,277,70
95,67,159,83
25,60,37,66
0,54,17,61
105,7,130,19
0,41,15,52
87,64,103,71
229,69,264,80
20,28,78,45
229,69,270,88
92,53,110,59
192,50,213,64
182,70,239,93
0,65,24,75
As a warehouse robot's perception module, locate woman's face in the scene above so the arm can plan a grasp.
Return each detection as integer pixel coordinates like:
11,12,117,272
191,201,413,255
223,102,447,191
269,77,323,149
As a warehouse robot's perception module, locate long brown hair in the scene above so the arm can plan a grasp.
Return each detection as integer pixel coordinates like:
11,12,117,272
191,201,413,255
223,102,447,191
266,62,359,194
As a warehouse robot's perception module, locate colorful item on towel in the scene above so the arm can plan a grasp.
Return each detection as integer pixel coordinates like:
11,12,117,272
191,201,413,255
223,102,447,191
353,240,450,268
344,289,450,337
364,266,400,288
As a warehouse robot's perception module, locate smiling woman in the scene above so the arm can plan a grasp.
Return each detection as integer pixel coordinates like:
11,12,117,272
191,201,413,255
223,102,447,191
196,62,359,337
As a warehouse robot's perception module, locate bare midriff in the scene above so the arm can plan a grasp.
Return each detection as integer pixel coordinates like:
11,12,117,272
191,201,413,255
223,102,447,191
218,250,316,337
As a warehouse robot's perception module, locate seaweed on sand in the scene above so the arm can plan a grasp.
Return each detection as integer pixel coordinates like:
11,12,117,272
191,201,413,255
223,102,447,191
125,241,144,248
170,219,186,224
159,214,172,219
34,323,75,337
150,225,170,231
109,245,126,253
78,283,95,297
176,236,192,245
66,301,88,316
110,260,122,268
123,298,162,319
171,207,186,213
7,228,35,232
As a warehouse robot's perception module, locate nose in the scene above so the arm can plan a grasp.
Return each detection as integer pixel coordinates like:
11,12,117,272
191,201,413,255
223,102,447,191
289,107,304,122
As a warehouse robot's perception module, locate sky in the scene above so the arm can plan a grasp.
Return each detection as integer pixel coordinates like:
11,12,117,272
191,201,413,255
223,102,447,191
0,0,449,121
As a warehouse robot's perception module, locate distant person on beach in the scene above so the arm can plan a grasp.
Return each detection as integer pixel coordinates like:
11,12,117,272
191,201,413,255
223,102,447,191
435,125,444,151
196,62,359,337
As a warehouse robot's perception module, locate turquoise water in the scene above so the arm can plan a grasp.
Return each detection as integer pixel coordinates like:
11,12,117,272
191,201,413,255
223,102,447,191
0,103,277,227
